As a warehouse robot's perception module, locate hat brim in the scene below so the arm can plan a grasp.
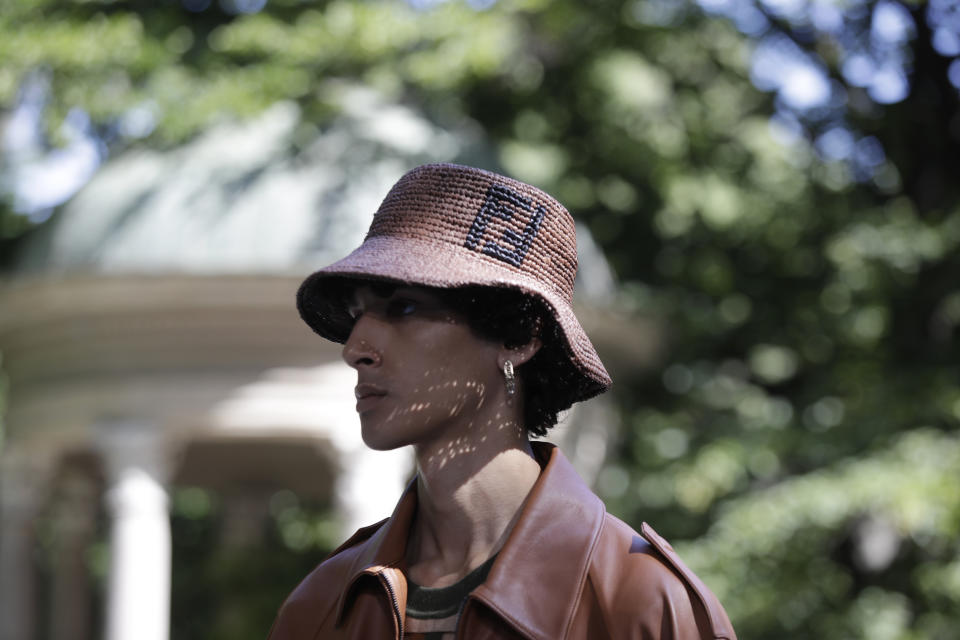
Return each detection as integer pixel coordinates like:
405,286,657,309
297,235,611,402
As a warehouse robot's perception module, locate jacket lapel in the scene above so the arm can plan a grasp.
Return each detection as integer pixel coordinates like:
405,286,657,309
334,480,417,629
470,443,606,640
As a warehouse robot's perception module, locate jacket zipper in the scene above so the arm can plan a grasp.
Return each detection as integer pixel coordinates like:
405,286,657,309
378,570,404,638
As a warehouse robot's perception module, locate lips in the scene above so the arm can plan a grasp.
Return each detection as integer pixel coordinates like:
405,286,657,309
355,382,387,400
355,382,387,413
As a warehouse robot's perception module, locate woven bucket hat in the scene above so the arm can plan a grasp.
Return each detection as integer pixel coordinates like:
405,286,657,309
297,163,612,404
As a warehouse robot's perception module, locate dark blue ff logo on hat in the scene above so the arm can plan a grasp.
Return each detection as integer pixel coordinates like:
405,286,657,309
464,184,546,267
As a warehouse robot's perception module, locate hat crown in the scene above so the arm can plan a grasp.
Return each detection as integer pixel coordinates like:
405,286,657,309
366,164,578,302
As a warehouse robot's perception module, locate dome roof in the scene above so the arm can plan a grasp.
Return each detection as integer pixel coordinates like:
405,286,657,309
12,87,615,302
14,87,485,275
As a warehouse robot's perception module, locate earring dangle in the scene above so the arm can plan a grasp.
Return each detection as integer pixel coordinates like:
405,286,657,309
503,360,516,396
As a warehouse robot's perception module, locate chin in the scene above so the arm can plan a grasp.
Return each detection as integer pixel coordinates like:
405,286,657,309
360,421,408,451
362,436,406,451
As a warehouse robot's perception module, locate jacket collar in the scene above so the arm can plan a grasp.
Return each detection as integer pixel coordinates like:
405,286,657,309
335,442,606,640
471,442,605,640
334,477,418,626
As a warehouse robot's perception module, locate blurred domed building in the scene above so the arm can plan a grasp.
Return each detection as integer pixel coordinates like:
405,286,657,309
0,91,657,640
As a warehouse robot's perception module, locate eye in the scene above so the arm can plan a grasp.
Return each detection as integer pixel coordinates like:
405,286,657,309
385,298,418,318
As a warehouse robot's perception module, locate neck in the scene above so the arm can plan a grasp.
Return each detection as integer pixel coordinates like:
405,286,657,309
406,400,542,587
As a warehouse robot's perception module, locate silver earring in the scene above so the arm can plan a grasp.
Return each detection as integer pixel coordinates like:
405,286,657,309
503,360,516,396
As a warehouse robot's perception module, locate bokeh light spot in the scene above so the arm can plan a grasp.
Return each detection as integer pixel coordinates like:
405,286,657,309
868,66,909,104
220,0,268,14
871,1,916,45
816,126,855,161
749,344,799,384
948,59,960,89
655,428,690,459
780,63,832,109
932,27,960,55
842,54,876,88
663,364,695,394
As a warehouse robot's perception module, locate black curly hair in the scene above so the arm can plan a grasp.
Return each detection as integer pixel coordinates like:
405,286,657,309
434,285,582,437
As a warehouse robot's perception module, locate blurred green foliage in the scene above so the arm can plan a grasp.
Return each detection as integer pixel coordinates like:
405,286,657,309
1,0,958,638
167,488,335,640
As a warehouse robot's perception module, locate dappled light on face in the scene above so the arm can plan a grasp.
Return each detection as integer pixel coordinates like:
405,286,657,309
424,435,481,471
485,413,525,439
426,382,453,392
387,402,433,418
418,413,526,476
345,287,511,455
416,380,479,418
380,376,488,424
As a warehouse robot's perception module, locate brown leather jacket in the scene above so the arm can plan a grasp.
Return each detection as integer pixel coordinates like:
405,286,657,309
268,443,736,640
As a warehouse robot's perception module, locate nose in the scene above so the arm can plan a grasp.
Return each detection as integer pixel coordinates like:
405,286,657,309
341,315,383,369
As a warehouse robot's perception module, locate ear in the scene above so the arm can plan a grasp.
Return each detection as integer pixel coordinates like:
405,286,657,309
497,337,542,369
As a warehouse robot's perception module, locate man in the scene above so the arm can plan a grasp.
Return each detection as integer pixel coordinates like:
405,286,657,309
269,163,736,639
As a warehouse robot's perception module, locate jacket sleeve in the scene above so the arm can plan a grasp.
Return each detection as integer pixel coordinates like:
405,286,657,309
592,517,737,640
599,547,708,640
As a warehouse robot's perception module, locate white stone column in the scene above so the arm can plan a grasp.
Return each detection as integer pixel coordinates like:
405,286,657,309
0,450,49,640
337,447,413,534
99,424,171,640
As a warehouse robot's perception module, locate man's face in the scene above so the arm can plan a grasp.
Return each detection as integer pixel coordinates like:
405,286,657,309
341,285,504,452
